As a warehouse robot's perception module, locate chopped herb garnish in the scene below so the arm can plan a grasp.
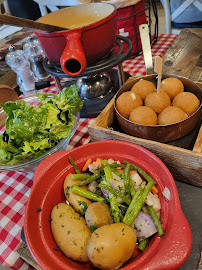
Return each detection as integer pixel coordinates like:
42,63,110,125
65,186,70,196
90,223,98,232
118,185,123,191
37,208,42,213
78,201,88,215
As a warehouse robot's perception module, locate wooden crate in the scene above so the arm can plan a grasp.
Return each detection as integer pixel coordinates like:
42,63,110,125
89,28,202,187
88,77,202,188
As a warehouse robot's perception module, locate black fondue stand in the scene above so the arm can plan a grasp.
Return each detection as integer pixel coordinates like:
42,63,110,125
43,35,132,118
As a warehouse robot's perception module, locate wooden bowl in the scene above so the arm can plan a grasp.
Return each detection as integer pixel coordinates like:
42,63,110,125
0,85,18,127
0,85,18,104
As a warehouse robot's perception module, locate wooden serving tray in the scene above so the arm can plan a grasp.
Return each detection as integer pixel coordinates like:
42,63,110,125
89,28,202,188
88,86,202,187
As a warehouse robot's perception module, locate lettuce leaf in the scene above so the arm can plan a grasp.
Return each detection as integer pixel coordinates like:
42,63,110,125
0,85,83,164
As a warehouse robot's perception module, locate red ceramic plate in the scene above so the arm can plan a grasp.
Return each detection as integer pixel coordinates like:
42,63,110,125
24,140,192,270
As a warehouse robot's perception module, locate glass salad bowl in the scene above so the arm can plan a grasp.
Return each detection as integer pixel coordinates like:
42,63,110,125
0,95,80,172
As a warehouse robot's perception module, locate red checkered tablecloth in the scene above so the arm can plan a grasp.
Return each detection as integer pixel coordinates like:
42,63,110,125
0,34,177,270
122,34,177,77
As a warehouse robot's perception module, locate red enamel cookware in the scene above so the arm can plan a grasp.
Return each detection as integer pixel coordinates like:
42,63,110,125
24,140,192,270
34,3,117,76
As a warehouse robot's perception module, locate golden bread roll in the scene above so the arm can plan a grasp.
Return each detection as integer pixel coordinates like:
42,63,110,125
144,91,170,114
131,79,156,100
158,106,188,125
129,106,157,125
116,91,142,118
160,78,184,100
172,92,200,116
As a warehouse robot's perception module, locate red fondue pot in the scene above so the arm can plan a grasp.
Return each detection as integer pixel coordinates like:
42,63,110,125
34,3,117,76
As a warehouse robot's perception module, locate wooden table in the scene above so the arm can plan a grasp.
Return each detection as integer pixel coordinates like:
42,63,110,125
162,28,202,83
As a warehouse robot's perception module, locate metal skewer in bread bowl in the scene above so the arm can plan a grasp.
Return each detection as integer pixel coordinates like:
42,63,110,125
114,24,202,142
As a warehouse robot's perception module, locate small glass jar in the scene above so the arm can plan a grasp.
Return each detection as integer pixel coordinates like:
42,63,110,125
23,36,50,82
5,45,35,92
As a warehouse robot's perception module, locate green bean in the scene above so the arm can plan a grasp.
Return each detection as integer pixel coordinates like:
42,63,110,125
101,159,126,168
119,207,127,221
138,239,149,251
123,180,154,226
78,170,104,186
104,165,121,223
111,166,135,197
123,181,146,225
69,156,81,174
110,167,124,179
71,174,90,180
125,180,153,226
109,162,126,168
146,205,165,237
129,176,136,197
128,181,154,227
100,159,106,165
123,161,156,185
98,183,131,205
119,204,128,212
71,185,107,203
124,163,131,198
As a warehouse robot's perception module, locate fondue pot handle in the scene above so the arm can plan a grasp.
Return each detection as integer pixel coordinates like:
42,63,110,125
60,32,87,76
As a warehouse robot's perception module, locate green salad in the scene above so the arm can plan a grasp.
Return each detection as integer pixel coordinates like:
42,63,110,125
0,85,83,164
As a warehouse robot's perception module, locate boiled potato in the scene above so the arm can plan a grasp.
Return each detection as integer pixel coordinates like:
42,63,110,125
85,202,113,230
64,173,92,214
51,203,91,262
87,223,137,269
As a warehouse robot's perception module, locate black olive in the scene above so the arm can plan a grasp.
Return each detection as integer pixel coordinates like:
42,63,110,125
3,131,9,143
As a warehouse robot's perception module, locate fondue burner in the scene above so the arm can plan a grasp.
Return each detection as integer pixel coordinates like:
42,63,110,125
43,35,132,117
